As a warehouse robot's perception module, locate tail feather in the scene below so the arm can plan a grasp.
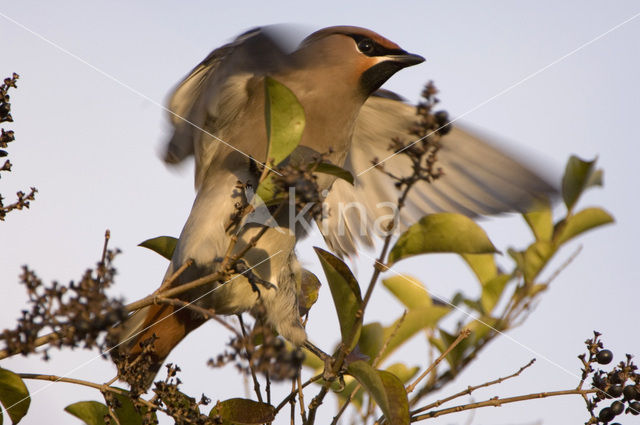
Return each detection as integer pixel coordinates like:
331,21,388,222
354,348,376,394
115,304,205,389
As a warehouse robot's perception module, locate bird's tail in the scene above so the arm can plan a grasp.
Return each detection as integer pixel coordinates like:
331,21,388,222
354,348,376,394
113,304,205,390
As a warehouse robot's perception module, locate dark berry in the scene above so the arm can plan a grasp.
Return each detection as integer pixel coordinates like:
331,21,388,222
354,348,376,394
629,401,640,415
608,385,624,398
623,385,639,401
611,400,624,415
599,407,615,422
609,372,624,385
597,349,614,364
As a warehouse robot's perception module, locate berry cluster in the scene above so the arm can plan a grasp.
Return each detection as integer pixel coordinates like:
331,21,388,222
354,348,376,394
579,332,639,424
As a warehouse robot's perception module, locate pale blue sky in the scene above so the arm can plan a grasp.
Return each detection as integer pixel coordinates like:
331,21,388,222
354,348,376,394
1,2,639,424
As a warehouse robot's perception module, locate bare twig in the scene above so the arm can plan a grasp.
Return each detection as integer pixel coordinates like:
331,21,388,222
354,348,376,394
153,259,194,294
274,373,322,413
411,388,598,422
238,314,264,403
411,358,536,415
153,297,240,337
406,329,471,393
296,374,307,423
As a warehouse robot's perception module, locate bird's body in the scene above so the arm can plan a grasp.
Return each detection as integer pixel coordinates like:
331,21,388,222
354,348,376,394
116,25,555,387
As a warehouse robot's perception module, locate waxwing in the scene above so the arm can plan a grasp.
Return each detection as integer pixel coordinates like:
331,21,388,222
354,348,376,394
115,25,428,387
115,25,554,388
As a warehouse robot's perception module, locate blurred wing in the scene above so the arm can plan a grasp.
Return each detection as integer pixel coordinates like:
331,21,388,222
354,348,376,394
164,26,291,189
321,92,557,257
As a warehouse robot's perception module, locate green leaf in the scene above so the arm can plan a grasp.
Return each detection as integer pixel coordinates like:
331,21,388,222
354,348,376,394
385,363,420,384
562,156,597,211
313,162,354,185
138,236,177,261
388,213,498,265
466,316,499,345
358,322,385,361
523,241,554,283
523,198,553,241
0,368,30,424
263,77,305,167
65,401,110,425
461,253,497,286
347,361,409,425
555,207,614,245
301,345,325,371
298,268,322,316
337,376,365,408
480,274,511,313
210,398,275,424
256,77,306,202
586,168,604,189
382,275,431,310
314,247,363,350
380,305,450,360
109,390,154,425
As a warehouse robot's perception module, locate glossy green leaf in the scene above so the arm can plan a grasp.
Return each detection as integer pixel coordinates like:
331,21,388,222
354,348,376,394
263,77,305,167
380,305,450,360
298,268,322,316
256,77,306,202
523,241,554,283
109,390,154,425
461,253,497,286
523,198,553,241
347,361,409,425
314,247,363,350
385,363,419,384
313,162,354,185
382,275,431,310
555,207,614,245
210,398,275,424
65,401,110,425
0,368,30,424
388,213,498,265
358,322,385,361
480,274,511,313
138,236,177,261
562,156,597,211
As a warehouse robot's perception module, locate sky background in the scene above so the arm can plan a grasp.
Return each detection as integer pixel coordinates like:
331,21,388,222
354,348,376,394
1,1,639,424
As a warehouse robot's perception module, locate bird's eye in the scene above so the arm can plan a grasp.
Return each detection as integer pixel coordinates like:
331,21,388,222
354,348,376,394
357,38,375,54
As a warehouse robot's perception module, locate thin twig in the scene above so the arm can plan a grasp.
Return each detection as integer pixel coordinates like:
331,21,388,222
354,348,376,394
406,329,471,393
411,388,598,421
274,373,322,413
411,358,536,415
153,297,240,337
308,182,416,425
238,314,263,403
153,259,194,295
297,374,307,423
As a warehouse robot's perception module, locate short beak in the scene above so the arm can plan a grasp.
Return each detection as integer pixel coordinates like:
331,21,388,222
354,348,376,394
387,52,425,68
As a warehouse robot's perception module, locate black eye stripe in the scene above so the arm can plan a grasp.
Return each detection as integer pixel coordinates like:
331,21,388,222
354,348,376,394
349,34,407,57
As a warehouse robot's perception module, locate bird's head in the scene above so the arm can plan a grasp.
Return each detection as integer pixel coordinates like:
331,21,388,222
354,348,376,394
295,26,424,98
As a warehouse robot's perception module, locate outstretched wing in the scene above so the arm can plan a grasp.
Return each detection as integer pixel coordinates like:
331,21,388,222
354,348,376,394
320,92,557,256
164,26,292,189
